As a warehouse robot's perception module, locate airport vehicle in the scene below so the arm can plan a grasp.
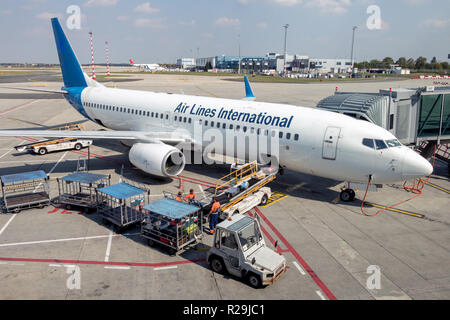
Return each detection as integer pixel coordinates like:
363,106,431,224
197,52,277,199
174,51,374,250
129,58,165,72
96,182,150,233
55,172,110,212
207,214,286,288
18,138,92,155
222,187,271,217
0,18,433,203
141,198,203,255
1,170,51,213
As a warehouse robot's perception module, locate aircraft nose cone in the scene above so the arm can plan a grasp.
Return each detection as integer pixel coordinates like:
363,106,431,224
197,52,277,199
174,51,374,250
402,149,433,179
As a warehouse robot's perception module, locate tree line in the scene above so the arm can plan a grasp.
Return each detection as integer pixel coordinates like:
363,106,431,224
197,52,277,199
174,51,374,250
355,56,449,71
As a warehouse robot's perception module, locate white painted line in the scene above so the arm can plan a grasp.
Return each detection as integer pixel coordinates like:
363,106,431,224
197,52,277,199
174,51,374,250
104,266,130,270
0,261,8,265
104,231,113,262
0,141,25,159
34,151,67,193
0,233,136,248
0,215,17,237
316,290,327,300
9,263,24,266
293,261,306,275
49,264,62,267
154,266,178,271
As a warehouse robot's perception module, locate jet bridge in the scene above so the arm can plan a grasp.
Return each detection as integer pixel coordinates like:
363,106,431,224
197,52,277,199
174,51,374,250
316,86,450,165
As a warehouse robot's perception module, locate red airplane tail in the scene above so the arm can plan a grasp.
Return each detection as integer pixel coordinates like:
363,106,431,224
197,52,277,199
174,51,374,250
129,59,135,65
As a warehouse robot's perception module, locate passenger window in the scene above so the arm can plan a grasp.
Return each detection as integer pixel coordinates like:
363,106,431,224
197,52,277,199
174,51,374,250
188,118,192,124
151,112,154,117
174,116,177,121
375,139,387,150
199,119,202,124
211,121,214,127
236,125,240,131
294,134,299,141
217,122,220,128
271,130,276,137
205,120,208,126
222,123,226,129
243,126,247,132
183,117,186,123
160,114,163,119
229,124,233,129
286,133,291,140
279,131,283,138
362,138,374,149
257,128,261,135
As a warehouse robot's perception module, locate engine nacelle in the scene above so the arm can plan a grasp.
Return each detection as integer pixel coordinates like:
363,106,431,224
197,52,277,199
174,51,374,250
129,143,185,177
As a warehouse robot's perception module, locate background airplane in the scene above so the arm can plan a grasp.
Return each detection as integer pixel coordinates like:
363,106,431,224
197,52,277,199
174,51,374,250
129,58,165,72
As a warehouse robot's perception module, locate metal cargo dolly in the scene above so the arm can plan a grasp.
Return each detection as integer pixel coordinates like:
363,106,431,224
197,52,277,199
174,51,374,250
96,182,150,233
55,172,111,212
141,198,203,255
1,170,50,213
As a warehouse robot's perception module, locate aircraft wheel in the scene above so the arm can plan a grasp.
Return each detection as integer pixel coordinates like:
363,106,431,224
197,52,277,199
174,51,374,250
340,189,354,202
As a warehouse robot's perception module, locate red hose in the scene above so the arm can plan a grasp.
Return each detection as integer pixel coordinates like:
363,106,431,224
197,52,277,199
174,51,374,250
361,145,436,217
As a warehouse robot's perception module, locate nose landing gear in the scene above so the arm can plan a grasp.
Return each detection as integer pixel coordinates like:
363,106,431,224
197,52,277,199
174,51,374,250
340,188,356,202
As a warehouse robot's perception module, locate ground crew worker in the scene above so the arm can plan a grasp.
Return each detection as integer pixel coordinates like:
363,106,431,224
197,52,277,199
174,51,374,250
184,189,196,204
209,197,220,234
175,191,183,202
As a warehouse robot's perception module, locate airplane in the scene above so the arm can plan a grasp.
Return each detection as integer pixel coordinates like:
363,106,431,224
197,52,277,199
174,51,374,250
129,58,165,72
0,18,433,202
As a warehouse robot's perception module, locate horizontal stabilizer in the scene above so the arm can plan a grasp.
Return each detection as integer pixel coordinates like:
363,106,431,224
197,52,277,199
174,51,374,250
0,86,68,94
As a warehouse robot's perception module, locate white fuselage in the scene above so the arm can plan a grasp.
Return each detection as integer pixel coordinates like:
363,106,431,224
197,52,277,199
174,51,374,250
78,86,432,184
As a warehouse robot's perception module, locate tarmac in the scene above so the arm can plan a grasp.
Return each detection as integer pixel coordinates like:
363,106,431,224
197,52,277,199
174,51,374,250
0,67,449,300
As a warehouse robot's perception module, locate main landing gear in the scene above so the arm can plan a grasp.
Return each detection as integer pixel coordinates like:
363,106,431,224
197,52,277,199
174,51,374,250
340,188,355,202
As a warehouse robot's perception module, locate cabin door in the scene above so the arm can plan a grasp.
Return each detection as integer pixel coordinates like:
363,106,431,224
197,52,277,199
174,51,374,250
322,127,341,160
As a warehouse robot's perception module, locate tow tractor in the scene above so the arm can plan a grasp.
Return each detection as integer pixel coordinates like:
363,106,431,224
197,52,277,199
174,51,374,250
14,123,92,155
207,213,286,288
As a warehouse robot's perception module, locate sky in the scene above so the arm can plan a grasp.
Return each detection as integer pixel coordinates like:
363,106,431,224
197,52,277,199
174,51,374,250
0,0,449,64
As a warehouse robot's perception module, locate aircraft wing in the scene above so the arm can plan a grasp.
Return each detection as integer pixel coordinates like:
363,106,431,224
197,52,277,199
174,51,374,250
0,130,194,144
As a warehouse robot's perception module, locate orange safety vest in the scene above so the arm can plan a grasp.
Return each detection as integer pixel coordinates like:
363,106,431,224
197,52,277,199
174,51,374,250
175,196,182,202
184,193,195,200
210,201,220,214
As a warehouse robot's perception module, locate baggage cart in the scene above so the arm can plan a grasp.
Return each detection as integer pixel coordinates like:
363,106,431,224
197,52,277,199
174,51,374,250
1,170,50,213
56,172,110,212
96,182,150,233
141,198,203,255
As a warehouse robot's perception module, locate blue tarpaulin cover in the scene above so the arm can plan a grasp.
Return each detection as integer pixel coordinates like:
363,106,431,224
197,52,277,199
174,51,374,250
143,198,199,219
61,172,108,184
1,170,47,184
97,182,146,199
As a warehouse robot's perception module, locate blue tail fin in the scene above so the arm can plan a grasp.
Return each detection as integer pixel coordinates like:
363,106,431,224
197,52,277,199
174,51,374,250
51,18,87,88
244,76,255,100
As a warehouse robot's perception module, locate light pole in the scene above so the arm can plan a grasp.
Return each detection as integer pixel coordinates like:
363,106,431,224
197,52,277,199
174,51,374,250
238,34,241,74
350,26,357,76
282,24,289,77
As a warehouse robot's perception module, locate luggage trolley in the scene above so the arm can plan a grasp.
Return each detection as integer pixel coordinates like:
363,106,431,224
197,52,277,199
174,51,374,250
1,170,50,213
96,182,150,233
56,172,111,212
141,198,203,255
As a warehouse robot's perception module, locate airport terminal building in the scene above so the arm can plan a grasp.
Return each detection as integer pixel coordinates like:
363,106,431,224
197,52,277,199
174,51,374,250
191,53,351,74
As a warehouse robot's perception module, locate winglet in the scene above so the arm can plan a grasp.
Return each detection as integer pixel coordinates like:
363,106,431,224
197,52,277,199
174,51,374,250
51,18,87,88
243,76,255,101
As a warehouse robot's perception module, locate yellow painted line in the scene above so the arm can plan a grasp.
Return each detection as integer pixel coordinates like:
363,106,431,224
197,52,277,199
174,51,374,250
261,192,288,207
366,202,424,218
424,181,450,194
29,84,48,87
331,197,340,204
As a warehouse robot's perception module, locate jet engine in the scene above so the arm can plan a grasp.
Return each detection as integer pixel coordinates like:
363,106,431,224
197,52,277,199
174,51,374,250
129,143,185,177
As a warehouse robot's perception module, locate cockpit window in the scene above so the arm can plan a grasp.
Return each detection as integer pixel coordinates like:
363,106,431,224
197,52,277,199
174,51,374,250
362,138,374,149
375,139,388,150
385,139,401,147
